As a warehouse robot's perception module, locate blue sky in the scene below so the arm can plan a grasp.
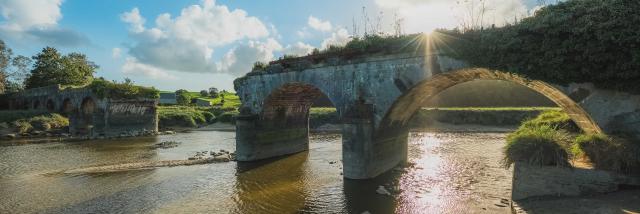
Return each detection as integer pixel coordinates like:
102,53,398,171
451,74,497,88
0,0,544,91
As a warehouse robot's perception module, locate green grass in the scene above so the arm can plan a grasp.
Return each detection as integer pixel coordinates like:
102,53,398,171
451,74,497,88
161,91,241,109
503,125,572,168
520,110,579,132
158,106,212,128
309,108,338,128
572,134,640,174
0,112,69,133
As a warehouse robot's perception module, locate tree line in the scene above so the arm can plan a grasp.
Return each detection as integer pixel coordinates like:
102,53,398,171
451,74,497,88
0,40,97,93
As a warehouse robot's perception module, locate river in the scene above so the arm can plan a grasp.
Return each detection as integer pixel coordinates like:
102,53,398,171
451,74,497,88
0,130,514,213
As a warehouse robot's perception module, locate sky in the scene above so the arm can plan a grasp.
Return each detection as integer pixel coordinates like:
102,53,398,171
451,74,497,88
0,0,546,92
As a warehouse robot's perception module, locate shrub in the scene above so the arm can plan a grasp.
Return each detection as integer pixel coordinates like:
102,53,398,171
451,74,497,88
12,120,32,134
503,125,571,168
202,111,216,123
521,110,579,132
573,134,640,174
89,78,159,99
218,111,239,124
435,0,640,94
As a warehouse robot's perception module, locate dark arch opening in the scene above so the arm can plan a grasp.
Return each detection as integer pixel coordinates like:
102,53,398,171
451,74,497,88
33,100,40,110
61,98,73,114
379,68,602,134
77,97,96,135
46,99,55,111
261,83,339,129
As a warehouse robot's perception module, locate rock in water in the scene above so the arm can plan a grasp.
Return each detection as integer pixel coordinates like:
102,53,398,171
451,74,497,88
376,186,392,196
4,133,16,139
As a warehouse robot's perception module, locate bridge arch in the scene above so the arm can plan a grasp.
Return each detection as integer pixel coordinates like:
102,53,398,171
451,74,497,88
46,99,55,111
236,82,339,161
378,68,603,134
32,100,40,110
61,98,73,114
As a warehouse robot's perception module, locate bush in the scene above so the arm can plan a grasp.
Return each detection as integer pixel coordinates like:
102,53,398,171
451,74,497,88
89,78,159,99
521,110,579,132
218,111,239,124
12,120,32,134
435,0,640,94
159,113,197,128
573,134,640,174
5,113,69,133
503,125,571,168
202,112,216,123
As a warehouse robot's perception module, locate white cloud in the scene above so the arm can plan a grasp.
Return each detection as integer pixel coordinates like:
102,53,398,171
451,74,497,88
375,0,528,33
0,0,89,46
120,0,273,77
321,28,351,49
120,8,145,33
283,42,315,56
122,57,177,80
219,38,282,76
308,16,332,32
112,48,122,59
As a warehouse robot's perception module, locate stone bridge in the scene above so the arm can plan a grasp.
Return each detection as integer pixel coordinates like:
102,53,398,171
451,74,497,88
234,52,640,179
0,85,158,137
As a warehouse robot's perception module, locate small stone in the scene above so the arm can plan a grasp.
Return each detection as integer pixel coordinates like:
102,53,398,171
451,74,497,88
4,133,16,139
188,157,197,160
494,204,507,207
376,186,392,196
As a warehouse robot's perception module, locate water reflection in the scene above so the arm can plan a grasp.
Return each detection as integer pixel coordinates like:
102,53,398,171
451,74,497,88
0,131,512,213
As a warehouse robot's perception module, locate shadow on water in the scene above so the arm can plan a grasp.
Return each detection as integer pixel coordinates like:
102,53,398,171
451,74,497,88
343,168,402,214
232,151,312,213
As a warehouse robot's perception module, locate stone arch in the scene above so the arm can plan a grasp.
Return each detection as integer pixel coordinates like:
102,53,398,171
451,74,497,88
46,99,55,111
61,98,73,114
260,82,339,127
33,100,40,110
235,82,339,161
76,97,96,135
378,68,603,134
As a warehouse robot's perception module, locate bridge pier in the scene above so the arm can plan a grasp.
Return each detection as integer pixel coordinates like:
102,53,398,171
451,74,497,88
343,119,408,179
235,114,310,161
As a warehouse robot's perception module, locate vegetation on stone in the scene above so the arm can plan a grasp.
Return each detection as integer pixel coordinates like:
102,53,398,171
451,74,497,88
89,78,159,99
435,0,640,93
158,106,211,128
520,110,579,132
503,124,571,168
572,134,640,175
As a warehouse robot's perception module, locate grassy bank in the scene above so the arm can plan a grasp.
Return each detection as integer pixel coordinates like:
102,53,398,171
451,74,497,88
503,110,640,175
0,111,69,134
158,106,238,129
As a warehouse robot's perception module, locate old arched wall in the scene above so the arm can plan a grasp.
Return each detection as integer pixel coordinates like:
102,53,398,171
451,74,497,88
378,68,603,134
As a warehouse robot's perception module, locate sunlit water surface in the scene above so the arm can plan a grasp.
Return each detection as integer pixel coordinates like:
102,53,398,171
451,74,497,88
0,131,512,213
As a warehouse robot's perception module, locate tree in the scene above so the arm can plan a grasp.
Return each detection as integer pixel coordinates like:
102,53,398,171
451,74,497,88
175,89,191,106
0,40,12,93
6,55,32,92
209,87,219,98
25,47,98,89
200,90,209,97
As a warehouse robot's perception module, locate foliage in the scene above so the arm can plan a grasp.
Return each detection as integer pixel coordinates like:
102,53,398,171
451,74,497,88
0,40,11,93
572,134,640,174
252,61,268,71
200,90,209,97
175,89,191,105
25,47,98,89
435,0,640,93
158,106,208,128
3,112,69,133
309,108,338,128
217,110,239,124
89,78,159,99
520,110,579,132
503,125,571,168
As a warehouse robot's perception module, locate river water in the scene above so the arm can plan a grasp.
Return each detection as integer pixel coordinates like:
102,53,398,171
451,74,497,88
0,131,513,214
